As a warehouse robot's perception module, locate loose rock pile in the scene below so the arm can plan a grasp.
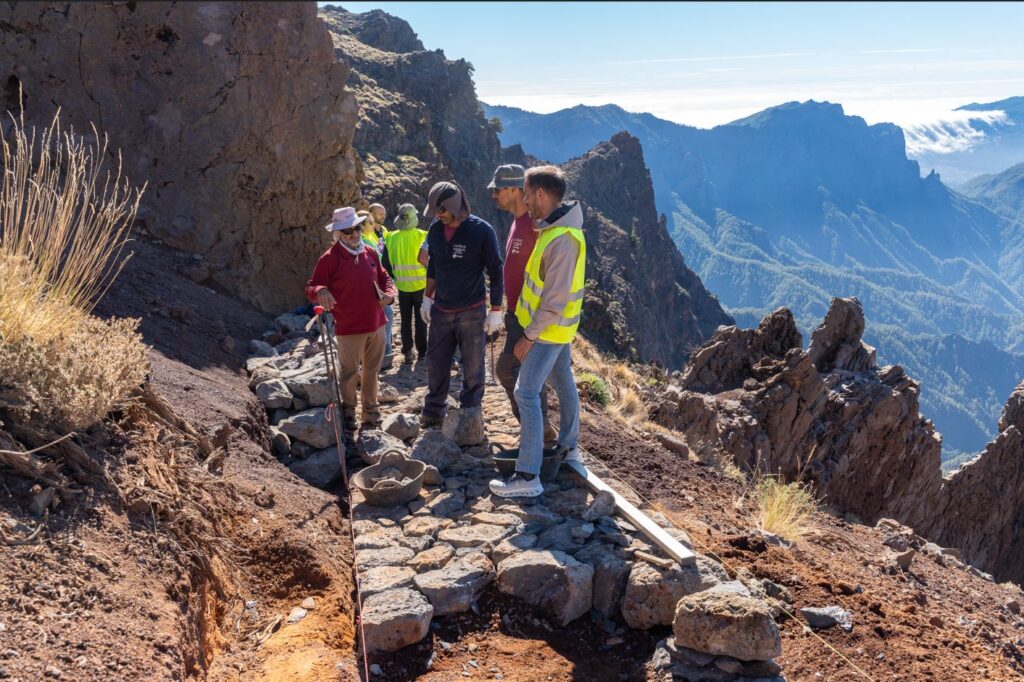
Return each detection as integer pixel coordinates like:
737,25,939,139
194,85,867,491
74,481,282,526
245,312,402,486
245,313,787,679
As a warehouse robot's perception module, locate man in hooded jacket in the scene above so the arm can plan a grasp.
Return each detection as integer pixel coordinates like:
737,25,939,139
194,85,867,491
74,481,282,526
419,181,505,428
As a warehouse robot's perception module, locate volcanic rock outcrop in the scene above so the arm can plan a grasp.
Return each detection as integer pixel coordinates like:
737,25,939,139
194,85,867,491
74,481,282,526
656,297,1024,583
562,132,733,367
320,5,504,230
917,380,1024,582
1,2,362,311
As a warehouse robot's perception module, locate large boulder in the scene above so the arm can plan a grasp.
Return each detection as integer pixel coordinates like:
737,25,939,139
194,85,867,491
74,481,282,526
360,566,416,598
383,412,420,441
411,430,460,470
361,588,433,653
0,2,361,311
496,550,593,626
408,544,455,572
414,553,495,616
358,429,408,465
673,590,782,662
278,408,335,449
288,446,341,488
355,547,415,571
574,543,632,620
442,406,485,446
621,556,727,629
255,379,293,410
279,364,332,407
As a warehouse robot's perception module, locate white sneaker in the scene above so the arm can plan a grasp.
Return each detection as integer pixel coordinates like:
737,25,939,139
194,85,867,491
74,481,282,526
562,447,583,463
489,474,543,498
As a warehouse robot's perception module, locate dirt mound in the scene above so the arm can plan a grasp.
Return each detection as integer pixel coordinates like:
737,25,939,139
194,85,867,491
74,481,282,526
0,239,357,681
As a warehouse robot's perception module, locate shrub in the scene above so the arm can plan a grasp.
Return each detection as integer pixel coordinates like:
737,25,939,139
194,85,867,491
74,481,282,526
0,316,148,430
0,105,147,430
576,371,610,408
753,475,818,542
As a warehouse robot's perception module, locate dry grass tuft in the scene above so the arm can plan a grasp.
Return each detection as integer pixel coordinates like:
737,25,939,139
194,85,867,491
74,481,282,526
753,475,818,542
0,105,147,430
0,106,141,344
608,385,646,425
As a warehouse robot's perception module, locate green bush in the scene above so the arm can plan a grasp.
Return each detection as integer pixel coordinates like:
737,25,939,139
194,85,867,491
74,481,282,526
576,372,610,407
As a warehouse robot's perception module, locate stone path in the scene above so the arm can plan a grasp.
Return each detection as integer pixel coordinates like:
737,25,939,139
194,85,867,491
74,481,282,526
246,312,788,680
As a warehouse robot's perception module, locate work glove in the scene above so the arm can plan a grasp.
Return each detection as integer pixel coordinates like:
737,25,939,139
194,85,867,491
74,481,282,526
484,309,504,336
420,296,433,324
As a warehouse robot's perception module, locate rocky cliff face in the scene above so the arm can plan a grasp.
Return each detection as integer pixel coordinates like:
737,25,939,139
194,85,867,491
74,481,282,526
323,7,730,367
319,5,503,231
562,132,733,367
918,381,1024,583
1,2,362,311
655,297,1024,583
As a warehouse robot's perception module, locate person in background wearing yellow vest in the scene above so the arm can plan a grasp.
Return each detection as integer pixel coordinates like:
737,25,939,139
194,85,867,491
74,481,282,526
490,166,586,498
369,202,387,227
359,209,395,370
383,204,428,364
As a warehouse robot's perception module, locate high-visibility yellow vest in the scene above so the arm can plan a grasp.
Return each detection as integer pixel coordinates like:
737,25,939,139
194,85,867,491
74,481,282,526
384,228,428,292
516,226,586,344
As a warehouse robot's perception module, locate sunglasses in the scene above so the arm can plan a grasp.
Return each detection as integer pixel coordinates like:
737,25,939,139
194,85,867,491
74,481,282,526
337,226,360,235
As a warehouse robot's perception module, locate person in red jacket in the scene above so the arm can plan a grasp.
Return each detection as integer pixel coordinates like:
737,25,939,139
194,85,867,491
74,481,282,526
305,206,397,429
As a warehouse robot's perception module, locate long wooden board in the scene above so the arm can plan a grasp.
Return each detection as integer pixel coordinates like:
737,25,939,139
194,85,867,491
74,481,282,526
566,459,696,567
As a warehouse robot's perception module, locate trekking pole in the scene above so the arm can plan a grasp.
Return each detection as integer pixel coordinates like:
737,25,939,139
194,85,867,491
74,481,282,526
308,305,349,489
307,306,370,679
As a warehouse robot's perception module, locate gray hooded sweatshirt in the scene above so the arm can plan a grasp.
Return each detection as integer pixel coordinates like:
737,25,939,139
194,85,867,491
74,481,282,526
526,200,585,343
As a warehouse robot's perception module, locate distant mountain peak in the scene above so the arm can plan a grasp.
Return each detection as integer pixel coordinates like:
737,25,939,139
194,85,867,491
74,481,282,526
957,95,1024,113
724,99,850,128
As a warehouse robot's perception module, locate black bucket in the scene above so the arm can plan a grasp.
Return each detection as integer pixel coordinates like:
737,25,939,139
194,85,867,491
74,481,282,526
491,444,563,482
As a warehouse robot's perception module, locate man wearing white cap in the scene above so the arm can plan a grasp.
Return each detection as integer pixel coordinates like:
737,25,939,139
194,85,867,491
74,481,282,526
305,207,397,429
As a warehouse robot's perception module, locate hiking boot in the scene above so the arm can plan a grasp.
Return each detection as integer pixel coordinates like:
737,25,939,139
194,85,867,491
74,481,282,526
489,473,543,498
419,413,443,429
361,415,382,429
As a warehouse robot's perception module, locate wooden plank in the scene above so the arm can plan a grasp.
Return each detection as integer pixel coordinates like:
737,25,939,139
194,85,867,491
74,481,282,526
567,459,696,567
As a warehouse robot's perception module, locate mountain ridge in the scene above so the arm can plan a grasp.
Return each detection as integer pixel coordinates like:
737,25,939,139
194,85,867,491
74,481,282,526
487,98,1024,456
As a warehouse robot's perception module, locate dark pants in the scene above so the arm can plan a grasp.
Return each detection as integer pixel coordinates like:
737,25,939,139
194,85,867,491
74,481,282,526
398,289,428,355
423,304,486,419
496,311,551,429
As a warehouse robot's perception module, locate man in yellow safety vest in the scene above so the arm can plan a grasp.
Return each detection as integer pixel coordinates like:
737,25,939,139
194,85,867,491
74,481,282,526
383,204,428,364
490,165,586,498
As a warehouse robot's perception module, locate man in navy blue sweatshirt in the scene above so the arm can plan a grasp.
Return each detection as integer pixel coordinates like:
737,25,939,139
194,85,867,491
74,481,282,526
419,181,505,428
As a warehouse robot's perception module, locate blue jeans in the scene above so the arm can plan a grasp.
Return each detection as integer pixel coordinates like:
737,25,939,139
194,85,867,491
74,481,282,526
423,304,486,419
514,342,579,476
383,303,394,358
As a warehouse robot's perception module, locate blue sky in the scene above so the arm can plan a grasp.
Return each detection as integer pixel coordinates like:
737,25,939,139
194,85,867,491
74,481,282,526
324,2,1024,131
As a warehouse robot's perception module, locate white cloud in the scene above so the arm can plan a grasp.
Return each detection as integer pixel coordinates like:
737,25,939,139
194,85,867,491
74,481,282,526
900,110,1011,155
